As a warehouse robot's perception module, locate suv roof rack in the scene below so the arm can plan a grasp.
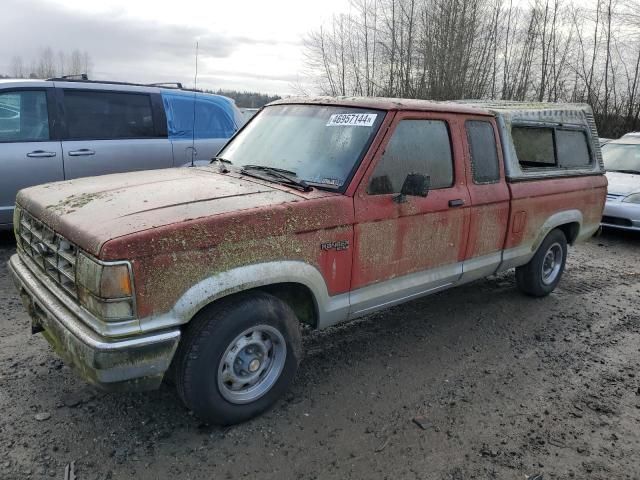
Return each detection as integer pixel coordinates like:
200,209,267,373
147,82,184,89
46,75,186,90
47,73,89,81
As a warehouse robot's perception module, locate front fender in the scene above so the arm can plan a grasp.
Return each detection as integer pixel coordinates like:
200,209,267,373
138,261,350,334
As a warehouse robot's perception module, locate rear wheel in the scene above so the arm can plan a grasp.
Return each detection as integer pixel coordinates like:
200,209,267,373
174,292,302,425
516,229,567,297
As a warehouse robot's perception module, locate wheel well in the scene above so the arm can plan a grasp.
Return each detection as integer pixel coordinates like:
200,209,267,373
258,283,318,329
180,283,319,334
556,222,580,245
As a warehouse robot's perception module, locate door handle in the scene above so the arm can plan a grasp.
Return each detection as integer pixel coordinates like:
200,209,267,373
68,149,95,156
448,199,465,208
27,150,57,158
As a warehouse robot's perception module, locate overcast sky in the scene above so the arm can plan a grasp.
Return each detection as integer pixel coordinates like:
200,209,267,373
1,0,349,95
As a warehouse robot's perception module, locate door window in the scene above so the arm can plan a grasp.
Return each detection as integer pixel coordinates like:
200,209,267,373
466,120,500,183
368,119,453,194
0,91,50,142
63,90,155,140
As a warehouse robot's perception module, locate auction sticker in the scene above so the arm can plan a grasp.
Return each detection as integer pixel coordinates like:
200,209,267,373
326,113,377,127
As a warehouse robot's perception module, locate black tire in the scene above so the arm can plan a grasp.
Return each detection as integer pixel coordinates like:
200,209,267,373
173,292,302,425
515,228,567,297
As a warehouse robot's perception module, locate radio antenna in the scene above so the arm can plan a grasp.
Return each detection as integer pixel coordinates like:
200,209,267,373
190,41,199,167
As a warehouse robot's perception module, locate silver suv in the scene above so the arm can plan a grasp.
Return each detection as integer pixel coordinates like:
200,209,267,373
0,78,243,229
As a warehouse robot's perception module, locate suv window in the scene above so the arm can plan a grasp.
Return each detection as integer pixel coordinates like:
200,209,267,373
466,120,500,183
63,90,155,140
0,90,50,142
368,119,453,195
165,95,236,139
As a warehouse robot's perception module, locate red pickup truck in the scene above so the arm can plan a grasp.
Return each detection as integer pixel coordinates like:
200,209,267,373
9,98,606,424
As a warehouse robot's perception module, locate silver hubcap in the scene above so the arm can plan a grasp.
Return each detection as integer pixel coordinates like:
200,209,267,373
541,242,563,285
217,325,287,404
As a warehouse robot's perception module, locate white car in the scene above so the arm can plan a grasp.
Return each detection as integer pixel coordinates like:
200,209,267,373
602,137,640,231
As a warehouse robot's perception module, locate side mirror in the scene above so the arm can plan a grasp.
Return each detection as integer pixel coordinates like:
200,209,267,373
394,173,430,203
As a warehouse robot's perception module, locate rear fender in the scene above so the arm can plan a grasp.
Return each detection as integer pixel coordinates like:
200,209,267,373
533,209,583,251
500,209,583,271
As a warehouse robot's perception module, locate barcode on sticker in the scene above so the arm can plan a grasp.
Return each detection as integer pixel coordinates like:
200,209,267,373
326,113,377,127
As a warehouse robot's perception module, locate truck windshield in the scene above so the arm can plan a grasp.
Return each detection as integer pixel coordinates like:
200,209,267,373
219,104,385,189
602,143,640,174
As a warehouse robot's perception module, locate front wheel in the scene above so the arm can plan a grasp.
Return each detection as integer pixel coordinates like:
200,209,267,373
516,229,567,297
173,292,302,425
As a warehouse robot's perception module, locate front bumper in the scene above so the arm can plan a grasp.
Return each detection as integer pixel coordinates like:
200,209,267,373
8,254,180,391
602,200,640,231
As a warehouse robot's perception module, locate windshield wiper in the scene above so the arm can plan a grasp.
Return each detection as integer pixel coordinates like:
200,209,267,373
210,156,232,173
609,169,640,175
210,156,232,164
241,164,312,192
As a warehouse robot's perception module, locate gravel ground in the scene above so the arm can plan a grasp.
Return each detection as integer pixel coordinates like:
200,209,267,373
0,229,639,480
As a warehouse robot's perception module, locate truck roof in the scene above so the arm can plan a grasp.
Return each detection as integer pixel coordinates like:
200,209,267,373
269,96,594,118
269,96,493,115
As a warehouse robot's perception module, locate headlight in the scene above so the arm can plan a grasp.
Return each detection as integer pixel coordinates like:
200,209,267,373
623,193,640,204
76,253,135,321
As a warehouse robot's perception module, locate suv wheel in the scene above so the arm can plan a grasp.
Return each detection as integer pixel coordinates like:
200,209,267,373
174,292,302,425
516,229,567,297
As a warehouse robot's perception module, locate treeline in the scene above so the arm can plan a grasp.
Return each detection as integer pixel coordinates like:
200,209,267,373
8,48,92,80
305,0,640,137
206,89,281,108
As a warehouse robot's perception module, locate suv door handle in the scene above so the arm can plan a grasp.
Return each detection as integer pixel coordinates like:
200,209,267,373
68,149,95,157
27,150,57,158
448,199,465,208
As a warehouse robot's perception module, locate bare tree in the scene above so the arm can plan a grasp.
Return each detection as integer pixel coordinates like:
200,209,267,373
304,0,640,135
35,47,57,79
10,56,25,78
69,49,84,76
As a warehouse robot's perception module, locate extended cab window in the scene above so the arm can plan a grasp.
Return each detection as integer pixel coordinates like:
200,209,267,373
368,119,453,195
0,90,50,142
466,120,500,183
63,90,155,140
513,125,592,169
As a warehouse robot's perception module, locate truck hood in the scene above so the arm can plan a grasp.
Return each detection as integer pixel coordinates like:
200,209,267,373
16,167,308,256
606,171,640,196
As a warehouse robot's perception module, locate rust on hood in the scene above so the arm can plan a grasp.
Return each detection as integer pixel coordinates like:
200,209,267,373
16,166,328,256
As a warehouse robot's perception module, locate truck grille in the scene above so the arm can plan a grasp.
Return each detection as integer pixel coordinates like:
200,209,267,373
17,209,79,299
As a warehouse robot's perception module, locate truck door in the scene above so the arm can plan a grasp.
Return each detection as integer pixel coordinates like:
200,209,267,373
459,117,510,282
0,87,63,226
58,86,173,180
350,111,471,318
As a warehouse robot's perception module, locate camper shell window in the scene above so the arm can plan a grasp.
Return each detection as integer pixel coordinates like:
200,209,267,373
512,124,592,170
